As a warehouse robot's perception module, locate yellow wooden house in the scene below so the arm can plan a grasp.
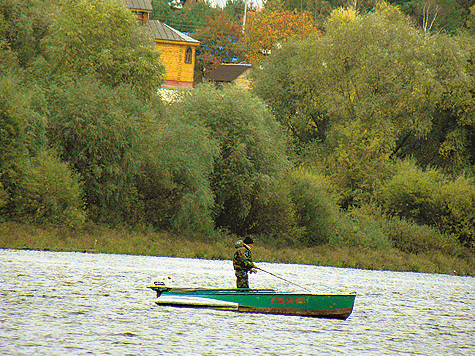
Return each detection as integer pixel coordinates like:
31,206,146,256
126,0,199,89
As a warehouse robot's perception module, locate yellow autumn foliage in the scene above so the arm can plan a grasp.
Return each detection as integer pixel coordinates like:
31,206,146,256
325,7,359,32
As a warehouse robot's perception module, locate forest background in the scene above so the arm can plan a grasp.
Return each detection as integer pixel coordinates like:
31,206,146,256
1,0,475,276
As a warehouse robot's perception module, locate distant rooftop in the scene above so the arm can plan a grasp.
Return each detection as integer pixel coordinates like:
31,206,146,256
146,20,200,44
125,0,153,11
205,63,252,82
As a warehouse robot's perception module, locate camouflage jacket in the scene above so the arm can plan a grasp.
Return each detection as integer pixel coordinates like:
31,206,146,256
233,240,254,272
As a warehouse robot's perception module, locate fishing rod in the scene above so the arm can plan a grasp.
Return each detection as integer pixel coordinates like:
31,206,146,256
255,267,312,293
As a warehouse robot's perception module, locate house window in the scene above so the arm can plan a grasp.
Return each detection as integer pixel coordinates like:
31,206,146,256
185,47,193,64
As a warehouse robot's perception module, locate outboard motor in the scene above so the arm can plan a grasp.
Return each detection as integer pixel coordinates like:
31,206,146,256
151,276,173,297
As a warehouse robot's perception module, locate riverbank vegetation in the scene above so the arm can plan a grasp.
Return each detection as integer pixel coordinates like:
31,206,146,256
1,1,475,276
2,222,474,275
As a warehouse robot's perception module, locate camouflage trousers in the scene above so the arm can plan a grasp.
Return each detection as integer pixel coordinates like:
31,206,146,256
235,270,249,289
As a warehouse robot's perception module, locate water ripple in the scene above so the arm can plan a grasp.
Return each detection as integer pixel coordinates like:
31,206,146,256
0,249,474,355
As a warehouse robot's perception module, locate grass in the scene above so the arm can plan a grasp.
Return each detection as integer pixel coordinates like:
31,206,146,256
1,221,474,276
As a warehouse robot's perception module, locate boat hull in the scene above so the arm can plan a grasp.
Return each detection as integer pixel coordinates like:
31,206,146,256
150,287,356,320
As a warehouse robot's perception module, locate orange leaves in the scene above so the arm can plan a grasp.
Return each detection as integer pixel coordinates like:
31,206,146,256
242,10,320,64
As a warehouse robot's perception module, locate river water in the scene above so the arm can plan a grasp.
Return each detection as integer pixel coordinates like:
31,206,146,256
0,249,473,355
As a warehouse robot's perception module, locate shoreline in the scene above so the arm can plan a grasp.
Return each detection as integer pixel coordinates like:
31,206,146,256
1,222,474,276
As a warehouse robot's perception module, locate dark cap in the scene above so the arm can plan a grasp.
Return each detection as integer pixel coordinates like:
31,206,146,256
243,236,254,245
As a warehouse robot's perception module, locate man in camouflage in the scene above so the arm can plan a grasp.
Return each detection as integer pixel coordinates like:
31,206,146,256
233,236,257,289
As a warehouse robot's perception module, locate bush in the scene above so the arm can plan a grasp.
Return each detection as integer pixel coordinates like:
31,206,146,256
173,83,292,236
288,169,339,245
0,181,8,210
376,159,475,250
46,76,150,225
325,120,394,209
246,178,301,240
14,150,85,228
146,115,218,234
437,176,475,249
383,215,462,255
330,206,392,249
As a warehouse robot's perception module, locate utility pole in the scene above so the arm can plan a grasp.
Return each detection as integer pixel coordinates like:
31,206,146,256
242,0,247,33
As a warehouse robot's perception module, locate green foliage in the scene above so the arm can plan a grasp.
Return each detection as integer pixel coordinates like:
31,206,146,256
150,0,174,24
325,120,394,208
397,0,467,34
46,76,148,224
376,160,475,249
0,181,8,210
383,215,462,255
0,75,27,169
0,74,31,218
245,177,301,240
173,84,292,235
377,160,450,223
41,0,164,99
330,206,392,249
296,3,438,141
396,32,475,175
150,0,219,33
256,1,475,174
13,150,85,228
252,38,325,145
287,169,339,245
223,0,246,21
0,0,53,68
270,0,473,34
138,113,218,234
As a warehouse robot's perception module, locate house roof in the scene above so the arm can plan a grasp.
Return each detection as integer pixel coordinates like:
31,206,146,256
146,20,200,44
205,64,252,82
126,0,153,11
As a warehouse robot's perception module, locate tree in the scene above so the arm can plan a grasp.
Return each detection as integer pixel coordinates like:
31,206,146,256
194,12,243,79
252,38,326,145
46,77,147,224
241,9,319,63
292,3,474,167
397,0,468,34
150,0,219,33
40,0,165,99
223,0,246,21
254,2,475,207
0,75,29,218
0,0,54,69
172,84,293,236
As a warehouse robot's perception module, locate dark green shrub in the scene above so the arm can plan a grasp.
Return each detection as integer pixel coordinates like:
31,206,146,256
173,83,292,236
437,176,475,249
14,150,85,228
149,115,218,234
383,215,462,255
331,206,392,249
46,77,148,225
246,179,300,240
376,160,446,224
325,120,394,209
0,181,7,210
288,169,338,245
376,160,475,250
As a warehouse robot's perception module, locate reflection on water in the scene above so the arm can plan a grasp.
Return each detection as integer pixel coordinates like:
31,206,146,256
1,249,474,355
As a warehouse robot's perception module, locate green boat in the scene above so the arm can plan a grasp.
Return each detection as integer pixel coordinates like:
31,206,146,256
149,278,356,320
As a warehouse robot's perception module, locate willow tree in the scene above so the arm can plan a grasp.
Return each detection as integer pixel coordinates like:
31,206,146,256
171,84,293,236
255,2,475,206
40,0,165,99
